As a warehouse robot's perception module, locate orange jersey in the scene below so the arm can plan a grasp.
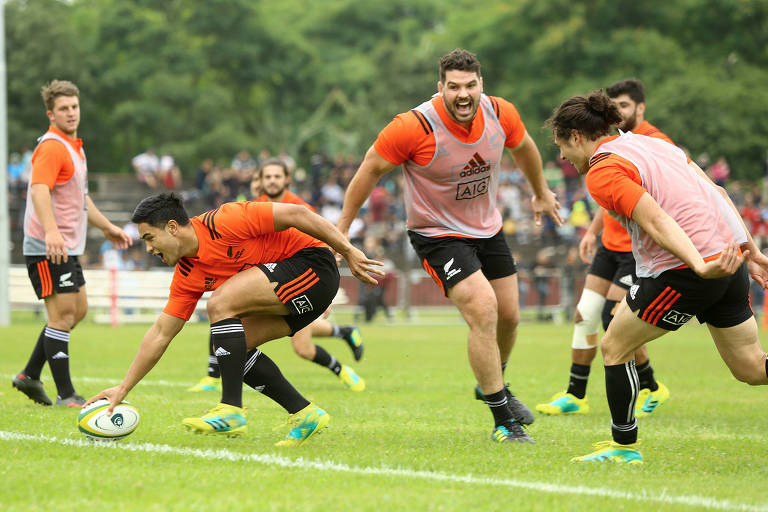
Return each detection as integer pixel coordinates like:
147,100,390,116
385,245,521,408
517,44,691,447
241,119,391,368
374,95,526,166
588,144,646,220
600,121,676,252
256,190,316,212
30,125,84,189
163,201,326,320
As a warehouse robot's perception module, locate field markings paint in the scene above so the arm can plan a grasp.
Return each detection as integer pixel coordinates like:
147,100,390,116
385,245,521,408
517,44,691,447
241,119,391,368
1,373,193,388
1,431,766,512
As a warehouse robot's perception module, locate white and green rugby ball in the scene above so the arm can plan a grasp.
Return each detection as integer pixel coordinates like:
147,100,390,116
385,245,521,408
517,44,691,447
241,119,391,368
77,399,140,441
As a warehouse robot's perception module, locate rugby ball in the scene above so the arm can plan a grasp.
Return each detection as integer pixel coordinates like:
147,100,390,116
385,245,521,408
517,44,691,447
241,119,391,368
77,399,140,441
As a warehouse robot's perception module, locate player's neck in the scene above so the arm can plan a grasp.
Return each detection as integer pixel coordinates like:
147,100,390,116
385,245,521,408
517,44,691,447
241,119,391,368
180,225,200,259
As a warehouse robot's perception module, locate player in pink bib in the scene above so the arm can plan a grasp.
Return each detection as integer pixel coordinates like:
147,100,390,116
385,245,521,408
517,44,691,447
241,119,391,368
337,49,562,444
549,90,768,464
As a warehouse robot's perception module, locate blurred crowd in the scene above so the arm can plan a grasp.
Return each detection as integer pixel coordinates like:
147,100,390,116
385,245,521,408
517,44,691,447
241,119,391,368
7,146,768,315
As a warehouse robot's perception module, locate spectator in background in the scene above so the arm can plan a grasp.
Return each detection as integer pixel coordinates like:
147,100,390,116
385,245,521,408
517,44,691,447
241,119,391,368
533,247,555,321
195,158,214,194
132,148,160,189
709,156,731,187
8,152,25,194
159,152,182,189
558,157,581,197
231,150,257,174
356,235,394,323
278,150,296,173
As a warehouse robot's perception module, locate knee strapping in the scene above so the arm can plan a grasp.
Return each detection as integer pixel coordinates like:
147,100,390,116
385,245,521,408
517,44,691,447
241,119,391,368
602,299,619,331
572,289,606,349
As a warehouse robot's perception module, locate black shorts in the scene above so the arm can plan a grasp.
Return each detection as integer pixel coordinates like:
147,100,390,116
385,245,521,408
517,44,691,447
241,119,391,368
407,229,517,296
258,247,339,335
25,255,85,299
588,244,637,290
626,264,753,331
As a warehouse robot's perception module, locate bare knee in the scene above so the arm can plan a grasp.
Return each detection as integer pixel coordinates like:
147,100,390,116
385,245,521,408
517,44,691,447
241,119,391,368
463,297,498,333
600,333,635,366
731,366,768,386
207,293,235,323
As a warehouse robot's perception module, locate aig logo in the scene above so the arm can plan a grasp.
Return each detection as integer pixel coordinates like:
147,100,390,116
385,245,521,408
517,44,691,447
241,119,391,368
662,310,693,326
291,295,314,314
456,176,490,200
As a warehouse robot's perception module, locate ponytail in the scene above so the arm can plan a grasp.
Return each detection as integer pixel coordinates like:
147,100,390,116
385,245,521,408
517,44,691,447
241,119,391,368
547,90,622,140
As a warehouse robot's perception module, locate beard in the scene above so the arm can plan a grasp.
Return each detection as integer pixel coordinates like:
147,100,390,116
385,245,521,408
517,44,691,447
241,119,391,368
618,110,638,132
265,186,286,199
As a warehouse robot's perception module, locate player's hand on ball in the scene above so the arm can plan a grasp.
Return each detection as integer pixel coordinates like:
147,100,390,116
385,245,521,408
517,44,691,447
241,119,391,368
85,385,128,416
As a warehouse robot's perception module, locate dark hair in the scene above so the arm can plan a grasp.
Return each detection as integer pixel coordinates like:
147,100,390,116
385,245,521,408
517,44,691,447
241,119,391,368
547,90,623,141
606,78,645,104
259,157,289,177
131,193,190,227
439,49,481,83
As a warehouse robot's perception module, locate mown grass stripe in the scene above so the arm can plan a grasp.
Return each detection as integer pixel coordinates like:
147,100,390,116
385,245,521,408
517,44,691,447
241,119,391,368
0,431,765,512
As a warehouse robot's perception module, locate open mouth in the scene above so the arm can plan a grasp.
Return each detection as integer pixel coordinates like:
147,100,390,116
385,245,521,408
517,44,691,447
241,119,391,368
455,99,473,117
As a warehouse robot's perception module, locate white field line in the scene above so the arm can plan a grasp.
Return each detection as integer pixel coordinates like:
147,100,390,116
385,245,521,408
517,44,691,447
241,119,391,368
1,431,766,512
1,373,193,388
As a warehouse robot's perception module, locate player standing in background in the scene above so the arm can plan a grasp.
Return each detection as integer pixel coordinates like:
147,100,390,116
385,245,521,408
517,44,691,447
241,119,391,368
337,49,562,443
12,80,132,407
537,79,671,417
188,158,366,393
86,193,383,445
549,90,768,463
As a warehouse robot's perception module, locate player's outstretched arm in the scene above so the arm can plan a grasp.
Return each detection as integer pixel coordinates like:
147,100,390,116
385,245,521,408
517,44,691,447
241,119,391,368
86,196,133,250
509,132,563,227
273,203,385,285
631,193,744,279
336,145,396,235
85,313,186,414
579,207,605,264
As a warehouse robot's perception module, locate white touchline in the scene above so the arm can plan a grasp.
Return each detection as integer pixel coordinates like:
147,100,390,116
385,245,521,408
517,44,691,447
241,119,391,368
1,431,766,512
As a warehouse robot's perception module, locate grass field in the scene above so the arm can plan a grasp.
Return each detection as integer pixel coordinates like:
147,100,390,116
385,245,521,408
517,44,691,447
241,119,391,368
1,310,767,512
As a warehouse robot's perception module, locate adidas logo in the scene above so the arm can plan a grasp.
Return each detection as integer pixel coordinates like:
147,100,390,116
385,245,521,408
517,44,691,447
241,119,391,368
214,347,231,357
204,277,218,290
619,274,634,287
629,284,639,301
264,262,277,273
51,351,69,360
459,152,490,178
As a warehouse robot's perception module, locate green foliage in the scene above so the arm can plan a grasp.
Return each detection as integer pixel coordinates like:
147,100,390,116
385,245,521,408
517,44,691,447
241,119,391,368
5,0,767,177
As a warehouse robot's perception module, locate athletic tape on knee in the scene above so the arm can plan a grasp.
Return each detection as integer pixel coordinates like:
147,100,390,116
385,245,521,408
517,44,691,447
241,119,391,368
572,289,606,349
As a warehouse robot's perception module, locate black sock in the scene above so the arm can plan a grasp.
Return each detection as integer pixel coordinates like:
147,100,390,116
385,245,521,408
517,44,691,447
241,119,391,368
765,356,768,379
566,363,591,399
210,318,246,408
635,360,658,391
243,349,310,414
312,345,342,375
207,337,220,378
23,327,48,380
484,388,514,426
43,326,74,398
605,362,639,445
